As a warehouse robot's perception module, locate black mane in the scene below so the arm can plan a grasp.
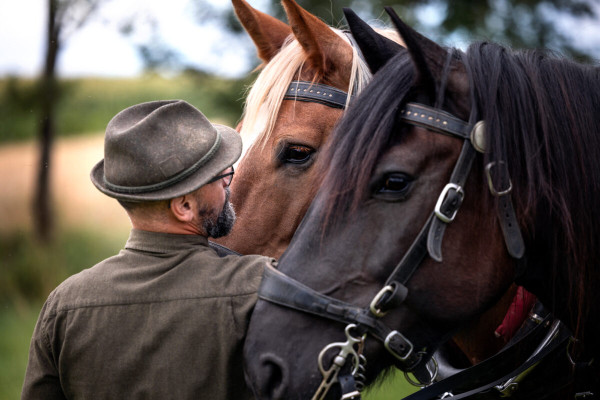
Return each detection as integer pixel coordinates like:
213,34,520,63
466,43,600,344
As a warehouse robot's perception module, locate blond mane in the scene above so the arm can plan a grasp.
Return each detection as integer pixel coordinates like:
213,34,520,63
239,26,401,156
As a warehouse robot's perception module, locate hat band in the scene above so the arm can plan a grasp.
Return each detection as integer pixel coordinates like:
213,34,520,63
103,131,222,194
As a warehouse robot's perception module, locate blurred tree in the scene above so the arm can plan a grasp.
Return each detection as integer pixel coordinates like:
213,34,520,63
195,0,598,63
117,12,183,73
35,0,104,243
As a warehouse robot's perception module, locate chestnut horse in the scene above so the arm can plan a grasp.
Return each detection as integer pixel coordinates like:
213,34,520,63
242,7,600,400
216,0,395,258
214,0,521,371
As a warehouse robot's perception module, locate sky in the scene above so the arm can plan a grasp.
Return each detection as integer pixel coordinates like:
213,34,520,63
1,0,599,80
0,0,265,79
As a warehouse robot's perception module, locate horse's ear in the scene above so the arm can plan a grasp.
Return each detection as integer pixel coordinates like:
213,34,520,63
343,8,404,74
385,6,447,99
232,0,292,63
282,0,350,78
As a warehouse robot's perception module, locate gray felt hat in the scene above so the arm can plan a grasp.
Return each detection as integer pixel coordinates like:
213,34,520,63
90,100,242,201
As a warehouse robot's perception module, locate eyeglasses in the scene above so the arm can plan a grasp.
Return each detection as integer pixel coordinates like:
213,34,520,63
206,166,234,187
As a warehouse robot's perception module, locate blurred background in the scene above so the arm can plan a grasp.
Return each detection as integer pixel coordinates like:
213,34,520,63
1,0,598,398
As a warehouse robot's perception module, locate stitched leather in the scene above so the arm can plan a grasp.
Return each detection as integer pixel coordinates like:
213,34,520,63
401,103,471,139
283,81,350,109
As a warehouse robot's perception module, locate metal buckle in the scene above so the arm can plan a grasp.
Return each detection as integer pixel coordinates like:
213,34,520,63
434,183,464,223
485,161,513,196
404,355,439,387
384,330,414,362
369,285,394,317
341,391,361,400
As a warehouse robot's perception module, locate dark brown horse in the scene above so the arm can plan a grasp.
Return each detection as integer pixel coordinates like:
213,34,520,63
242,7,600,400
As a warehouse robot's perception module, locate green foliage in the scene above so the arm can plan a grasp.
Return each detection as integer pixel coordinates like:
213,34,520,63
0,229,125,307
0,77,40,143
0,71,255,144
0,228,127,398
364,369,418,399
0,303,42,400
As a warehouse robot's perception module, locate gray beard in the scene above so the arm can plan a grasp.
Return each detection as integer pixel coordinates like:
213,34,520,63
202,189,236,238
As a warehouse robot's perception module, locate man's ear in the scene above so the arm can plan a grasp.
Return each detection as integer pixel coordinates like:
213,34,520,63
169,195,195,223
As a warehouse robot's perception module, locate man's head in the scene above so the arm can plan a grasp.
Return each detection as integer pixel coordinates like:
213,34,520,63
91,100,242,237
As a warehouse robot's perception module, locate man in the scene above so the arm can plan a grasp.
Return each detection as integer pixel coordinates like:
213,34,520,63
22,100,273,399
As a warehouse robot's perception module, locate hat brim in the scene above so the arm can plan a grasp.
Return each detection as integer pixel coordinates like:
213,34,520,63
90,124,242,201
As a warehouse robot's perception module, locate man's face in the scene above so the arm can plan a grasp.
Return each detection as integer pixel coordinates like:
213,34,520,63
200,187,236,238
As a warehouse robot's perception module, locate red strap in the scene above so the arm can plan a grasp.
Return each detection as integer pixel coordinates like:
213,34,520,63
494,286,537,342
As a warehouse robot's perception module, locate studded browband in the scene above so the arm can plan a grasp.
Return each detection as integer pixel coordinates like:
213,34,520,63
283,81,351,109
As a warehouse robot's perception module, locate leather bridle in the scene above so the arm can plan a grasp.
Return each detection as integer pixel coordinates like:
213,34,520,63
259,77,536,398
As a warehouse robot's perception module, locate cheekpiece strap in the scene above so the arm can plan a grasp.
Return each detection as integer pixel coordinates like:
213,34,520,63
284,81,350,109
427,142,477,261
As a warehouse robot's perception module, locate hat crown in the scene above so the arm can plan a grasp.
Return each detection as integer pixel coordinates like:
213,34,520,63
103,100,219,190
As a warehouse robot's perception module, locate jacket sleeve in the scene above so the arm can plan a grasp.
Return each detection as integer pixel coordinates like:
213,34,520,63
21,297,66,400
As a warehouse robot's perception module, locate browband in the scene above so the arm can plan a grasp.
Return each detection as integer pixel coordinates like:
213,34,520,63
284,81,350,109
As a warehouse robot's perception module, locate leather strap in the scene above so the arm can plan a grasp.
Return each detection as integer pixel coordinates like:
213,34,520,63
427,142,477,261
258,265,423,370
497,190,525,259
284,81,350,109
400,103,524,262
384,215,434,287
402,316,571,400
400,103,472,139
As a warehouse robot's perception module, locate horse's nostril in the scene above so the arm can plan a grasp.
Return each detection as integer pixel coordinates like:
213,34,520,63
258,353,289,400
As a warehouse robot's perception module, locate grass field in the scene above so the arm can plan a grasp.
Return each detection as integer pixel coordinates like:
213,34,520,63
0,303,43,400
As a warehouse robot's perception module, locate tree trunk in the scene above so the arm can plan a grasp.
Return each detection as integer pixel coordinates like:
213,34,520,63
34,0,60,243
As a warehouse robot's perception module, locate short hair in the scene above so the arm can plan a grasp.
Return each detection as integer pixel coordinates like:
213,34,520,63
117,199,170,213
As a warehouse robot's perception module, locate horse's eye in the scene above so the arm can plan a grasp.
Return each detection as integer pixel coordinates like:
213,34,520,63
281,144,314,164
377,173,413,195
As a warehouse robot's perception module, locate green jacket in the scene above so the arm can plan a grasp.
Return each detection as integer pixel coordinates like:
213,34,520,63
22,229,271,400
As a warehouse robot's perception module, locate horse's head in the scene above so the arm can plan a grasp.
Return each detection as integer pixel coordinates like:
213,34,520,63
243,9,525,399
216,0,401,258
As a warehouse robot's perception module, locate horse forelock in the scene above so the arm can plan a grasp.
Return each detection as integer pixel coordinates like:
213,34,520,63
238,26,398,157
317,50,415,228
